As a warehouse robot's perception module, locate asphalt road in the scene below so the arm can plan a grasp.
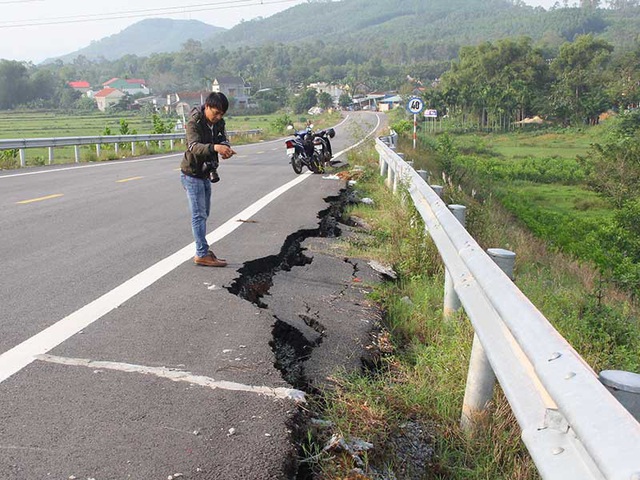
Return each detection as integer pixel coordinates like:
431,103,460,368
0,111,383,479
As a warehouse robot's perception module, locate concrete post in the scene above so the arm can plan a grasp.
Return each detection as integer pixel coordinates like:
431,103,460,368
416,169,429,182
170,139,175,150
96,144,101,157
443,205,467,320
131,142,136,155
48,147,54,165
380,155,388,177
461,247,516,432
74,145,80,163
599,370,640,421
392,168,399,194
114,142,119,155
19,149,25,167
431,185,443,198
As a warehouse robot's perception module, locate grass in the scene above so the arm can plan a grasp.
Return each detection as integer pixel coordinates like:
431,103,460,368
302,133,640,479
0,109,342,139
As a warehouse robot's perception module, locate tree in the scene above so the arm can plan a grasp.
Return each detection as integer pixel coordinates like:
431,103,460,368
317,91,333,109
339,92,352,108
0,60,29,109
290,88,317,114
438,38,549,128
548,34,613,124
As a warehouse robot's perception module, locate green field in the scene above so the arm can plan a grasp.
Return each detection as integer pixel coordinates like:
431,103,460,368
0,111,156,139
0,110,336,139
0,109,340,168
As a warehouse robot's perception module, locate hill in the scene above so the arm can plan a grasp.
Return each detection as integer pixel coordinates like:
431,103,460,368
48,18,225,63
48,0,640,66
212,0,639,58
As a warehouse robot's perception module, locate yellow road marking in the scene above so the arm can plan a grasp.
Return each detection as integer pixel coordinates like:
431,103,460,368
17,194,64,205
116,176,143,183
256,151,265,154
173,168,181,171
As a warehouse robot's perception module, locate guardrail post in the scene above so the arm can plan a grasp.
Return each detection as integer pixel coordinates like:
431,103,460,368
170,139,175,150
48,147,54,165
417,169,429,182
390,132,398,149
431,185,443,198
131,142,136,155
96,144,101,157
461,247,516,432
386,164,395,190
444,205,466,319
599,370,640,421
379,155,388,178
19,149,25,167
114,142,119,155
74,145,80,163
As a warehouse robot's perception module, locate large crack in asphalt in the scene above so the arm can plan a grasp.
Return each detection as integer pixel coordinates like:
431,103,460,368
225,191,350,479
226,193,343,388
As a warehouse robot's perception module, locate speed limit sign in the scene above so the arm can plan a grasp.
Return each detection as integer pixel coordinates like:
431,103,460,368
406,97,425,115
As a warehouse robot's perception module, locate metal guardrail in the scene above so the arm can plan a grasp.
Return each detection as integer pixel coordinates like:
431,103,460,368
375,135,640,480
0,130,262,167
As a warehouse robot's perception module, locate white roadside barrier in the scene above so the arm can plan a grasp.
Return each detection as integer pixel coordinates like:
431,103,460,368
376,134,640,480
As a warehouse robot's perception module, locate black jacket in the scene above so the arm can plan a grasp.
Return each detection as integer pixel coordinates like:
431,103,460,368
180,106,229,179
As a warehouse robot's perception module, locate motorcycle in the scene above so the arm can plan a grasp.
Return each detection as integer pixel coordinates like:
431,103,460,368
285,124,335,174
312,127,336,168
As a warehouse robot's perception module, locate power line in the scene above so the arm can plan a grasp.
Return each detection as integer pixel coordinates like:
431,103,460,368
0,0,299,28
0,0,43,4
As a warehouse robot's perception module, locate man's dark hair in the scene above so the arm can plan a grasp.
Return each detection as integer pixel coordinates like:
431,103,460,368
205,92,229,113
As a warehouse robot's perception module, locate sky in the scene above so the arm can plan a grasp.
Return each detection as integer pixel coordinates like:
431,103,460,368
0,0,559,64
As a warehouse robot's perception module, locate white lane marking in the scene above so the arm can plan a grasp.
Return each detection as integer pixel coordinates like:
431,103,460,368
37,354,306,402
0,115,379,384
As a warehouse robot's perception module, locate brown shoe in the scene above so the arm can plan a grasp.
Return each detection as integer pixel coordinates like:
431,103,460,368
207,250,226,262
194,255,227,267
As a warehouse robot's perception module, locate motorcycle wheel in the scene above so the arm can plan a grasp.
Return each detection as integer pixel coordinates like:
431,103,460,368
291,153,303,174
310,152,325,174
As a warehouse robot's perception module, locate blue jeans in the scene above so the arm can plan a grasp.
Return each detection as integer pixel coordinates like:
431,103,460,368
181,173,211,258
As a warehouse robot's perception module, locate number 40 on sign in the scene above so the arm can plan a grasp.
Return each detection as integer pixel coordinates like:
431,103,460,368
406,97,425,115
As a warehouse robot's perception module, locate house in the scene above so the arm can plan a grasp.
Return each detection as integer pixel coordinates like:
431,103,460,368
211,77,251,108
378,95,403,112
102,78,150,96
174,91,211,117
353,92,386,110
308,82,346,106
94,88,126,112
67,81,91,93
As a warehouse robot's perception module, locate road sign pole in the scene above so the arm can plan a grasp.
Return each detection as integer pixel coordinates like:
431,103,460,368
413,113,417,149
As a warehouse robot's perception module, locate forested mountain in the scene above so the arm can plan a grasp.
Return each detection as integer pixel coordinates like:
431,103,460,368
48,19,226,63
4,0,640,114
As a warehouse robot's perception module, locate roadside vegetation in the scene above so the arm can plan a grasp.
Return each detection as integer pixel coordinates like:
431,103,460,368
301,115,640,478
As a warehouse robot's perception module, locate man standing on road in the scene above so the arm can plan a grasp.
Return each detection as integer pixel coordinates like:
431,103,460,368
180,92,236,267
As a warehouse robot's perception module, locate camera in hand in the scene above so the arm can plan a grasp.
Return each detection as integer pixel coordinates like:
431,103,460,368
203,160,220,183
